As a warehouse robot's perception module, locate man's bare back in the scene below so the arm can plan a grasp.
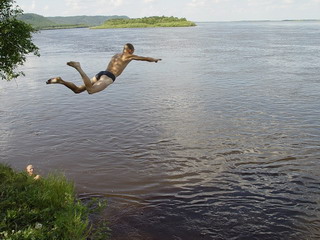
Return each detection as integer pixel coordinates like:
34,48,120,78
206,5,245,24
47,43,161,94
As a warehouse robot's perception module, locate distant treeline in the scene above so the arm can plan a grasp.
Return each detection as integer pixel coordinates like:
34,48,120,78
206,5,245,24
18,13,129,30
92,16,196,29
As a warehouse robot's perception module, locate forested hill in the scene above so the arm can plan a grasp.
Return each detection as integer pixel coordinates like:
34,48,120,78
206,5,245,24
18,13,129,30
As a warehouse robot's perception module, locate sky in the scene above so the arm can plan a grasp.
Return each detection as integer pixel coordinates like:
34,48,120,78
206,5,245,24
15,0,320,22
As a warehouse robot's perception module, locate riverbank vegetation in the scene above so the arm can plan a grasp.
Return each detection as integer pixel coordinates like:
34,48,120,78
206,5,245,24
0,163,110,239
92,16,196,29
0,0,39,81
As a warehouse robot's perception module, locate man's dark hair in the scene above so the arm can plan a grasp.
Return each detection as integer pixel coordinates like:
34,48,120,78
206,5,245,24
125,43,135,51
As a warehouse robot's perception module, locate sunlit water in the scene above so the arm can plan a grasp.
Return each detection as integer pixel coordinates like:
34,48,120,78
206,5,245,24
1,22,320,239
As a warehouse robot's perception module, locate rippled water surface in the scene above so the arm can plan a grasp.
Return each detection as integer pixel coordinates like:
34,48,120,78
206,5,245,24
1,22,320,239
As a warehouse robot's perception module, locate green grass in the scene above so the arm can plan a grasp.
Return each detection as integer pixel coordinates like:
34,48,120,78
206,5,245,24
92,16,196,29
0,163,110,240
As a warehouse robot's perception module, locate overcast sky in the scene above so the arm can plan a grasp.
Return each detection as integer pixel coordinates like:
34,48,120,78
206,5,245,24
16,0,320,22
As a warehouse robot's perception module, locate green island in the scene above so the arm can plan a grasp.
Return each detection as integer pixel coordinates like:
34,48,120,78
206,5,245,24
92,16,196,29
0,163,110,240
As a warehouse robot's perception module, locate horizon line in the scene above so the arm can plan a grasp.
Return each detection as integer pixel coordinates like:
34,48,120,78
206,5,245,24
22,13,320,23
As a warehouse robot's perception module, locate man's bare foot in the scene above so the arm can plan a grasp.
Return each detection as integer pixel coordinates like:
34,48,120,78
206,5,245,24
67,61,80,69
46,77,63,84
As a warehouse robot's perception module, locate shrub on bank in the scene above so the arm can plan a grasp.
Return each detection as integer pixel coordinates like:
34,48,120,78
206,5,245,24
0,163,109,240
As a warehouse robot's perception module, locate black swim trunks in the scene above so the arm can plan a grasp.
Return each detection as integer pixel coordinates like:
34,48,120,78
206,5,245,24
95,71,116,82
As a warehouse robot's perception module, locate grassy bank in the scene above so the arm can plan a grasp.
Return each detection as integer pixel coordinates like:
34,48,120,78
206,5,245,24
0,163,109,240
37,24,89,30
92,16,196,29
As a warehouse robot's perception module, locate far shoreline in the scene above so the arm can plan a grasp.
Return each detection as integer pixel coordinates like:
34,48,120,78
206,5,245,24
196,19,320,23
91,16,196,29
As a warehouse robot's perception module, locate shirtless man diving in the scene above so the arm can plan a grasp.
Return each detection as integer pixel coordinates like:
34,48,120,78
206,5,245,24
46,43,162,94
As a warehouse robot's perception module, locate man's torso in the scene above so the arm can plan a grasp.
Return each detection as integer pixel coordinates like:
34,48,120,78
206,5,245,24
106,53,132,77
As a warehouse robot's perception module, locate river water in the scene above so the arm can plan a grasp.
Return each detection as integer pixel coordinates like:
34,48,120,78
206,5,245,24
1,22,320,239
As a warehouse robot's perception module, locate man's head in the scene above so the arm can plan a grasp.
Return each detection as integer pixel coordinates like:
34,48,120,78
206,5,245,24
123,43,134,54
26,165,34,176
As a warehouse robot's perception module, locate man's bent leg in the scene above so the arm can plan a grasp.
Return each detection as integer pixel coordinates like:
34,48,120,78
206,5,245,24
67,61,94,92
47,77,86,94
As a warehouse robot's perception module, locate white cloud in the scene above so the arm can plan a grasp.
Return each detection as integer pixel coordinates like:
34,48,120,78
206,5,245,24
247,0,273,7
65,0,80,10
188,0,207,7
65,0,123,9
109,0,123,7
63,0,124,15
31,0,36,9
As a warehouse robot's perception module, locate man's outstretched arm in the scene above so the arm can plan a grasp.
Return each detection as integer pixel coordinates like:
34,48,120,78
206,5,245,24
130,55,162,63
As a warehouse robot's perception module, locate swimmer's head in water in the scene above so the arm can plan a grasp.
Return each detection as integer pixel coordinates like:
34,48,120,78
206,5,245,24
26,164,34,176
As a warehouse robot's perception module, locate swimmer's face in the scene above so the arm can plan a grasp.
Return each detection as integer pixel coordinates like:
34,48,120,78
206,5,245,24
26,165,34,176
